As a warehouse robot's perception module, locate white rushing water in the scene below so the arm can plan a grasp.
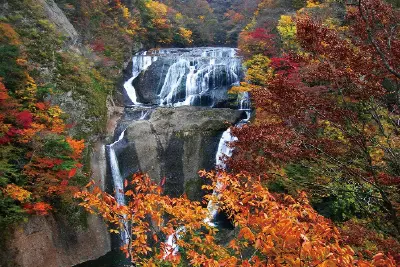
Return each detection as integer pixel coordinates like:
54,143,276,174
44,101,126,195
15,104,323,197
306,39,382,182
115,47,249,253
124,47,241,107
107,112,151,244
206,91,251,225
124,51,158,105
204,128,239,226
107,130,129,244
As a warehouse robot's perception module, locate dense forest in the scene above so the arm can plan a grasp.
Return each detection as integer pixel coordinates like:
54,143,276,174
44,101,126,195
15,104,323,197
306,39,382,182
0,0,399,266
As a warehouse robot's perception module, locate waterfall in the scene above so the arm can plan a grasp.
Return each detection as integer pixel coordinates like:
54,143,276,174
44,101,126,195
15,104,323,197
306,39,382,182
238,91,250,111
107,130,129,244
124,52,158,105
158,59,188,105
163,226,185,258
108,134,125,205
126,47,242,107
112,47,248,254
204,128,239,226
215,128,238,169
206,93,251,225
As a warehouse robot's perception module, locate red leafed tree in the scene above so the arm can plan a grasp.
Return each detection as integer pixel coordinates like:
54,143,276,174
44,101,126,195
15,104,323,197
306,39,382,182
238,27,277,58
231,0,400,247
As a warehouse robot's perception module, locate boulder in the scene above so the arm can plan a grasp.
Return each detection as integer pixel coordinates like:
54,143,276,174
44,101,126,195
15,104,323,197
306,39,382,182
1,215,111,267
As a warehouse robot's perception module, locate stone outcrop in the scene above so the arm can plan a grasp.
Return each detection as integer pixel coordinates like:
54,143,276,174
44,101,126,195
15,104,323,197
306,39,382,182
113,106,244,200
38,0,79,44
1,215,110,267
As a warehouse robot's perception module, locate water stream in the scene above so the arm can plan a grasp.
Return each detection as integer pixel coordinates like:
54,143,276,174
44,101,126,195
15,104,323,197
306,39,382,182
97,47,248,263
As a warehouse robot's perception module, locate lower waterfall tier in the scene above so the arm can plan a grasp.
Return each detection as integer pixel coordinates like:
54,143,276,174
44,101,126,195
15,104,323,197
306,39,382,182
109,106,245,200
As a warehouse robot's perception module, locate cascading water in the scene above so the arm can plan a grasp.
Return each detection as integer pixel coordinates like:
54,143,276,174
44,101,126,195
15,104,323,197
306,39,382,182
106,130,129,244
206,94,251,226
204,128,238,226
124,47,242,107
106,110,153,244
124,51,158,105
110,47,248,254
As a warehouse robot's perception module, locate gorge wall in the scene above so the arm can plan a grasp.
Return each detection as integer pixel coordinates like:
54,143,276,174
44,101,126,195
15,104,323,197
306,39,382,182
0,1,113,266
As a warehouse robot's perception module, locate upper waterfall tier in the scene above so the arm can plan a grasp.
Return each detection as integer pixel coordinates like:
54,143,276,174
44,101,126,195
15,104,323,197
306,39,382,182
124,47,243,107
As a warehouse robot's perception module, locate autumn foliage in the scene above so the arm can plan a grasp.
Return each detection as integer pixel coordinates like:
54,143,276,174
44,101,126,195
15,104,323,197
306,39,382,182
0,23,84,219
238,27,277,58
230,0,399,262
76,172,397,266
73,0,400,265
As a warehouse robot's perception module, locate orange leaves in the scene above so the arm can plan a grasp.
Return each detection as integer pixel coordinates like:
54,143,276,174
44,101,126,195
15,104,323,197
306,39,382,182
76,173,227,265
35,102,47,110
75,170,396,266
23,202,52,215
4,184,31,202
0,22,20,45
66,137,85,160
0,22,89,222
1,79,77,199
371,253,397,267
0,81,9,100
68,168,77,179
238,227,255,241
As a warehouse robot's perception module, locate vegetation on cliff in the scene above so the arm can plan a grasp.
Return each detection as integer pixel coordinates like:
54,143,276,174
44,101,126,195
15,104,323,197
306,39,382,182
0,20,85,228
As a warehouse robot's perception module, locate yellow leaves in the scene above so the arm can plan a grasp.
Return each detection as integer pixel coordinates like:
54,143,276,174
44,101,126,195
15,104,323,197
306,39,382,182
178,27,193,44
46,105,62,118
369,147,385,166
146,1,168,16
4,184,31,202
175,12,183,21
152,18,169,29
277,15,299,51
243,54,273,86
121,6,130,19
279,15,294,25
321,120,348,144
16,74,37,107
306,0,321,8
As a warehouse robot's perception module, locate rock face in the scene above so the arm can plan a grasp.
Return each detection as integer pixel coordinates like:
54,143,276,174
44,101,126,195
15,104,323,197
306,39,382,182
113,106,244,200
1,215,110,267
38,0,79,44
